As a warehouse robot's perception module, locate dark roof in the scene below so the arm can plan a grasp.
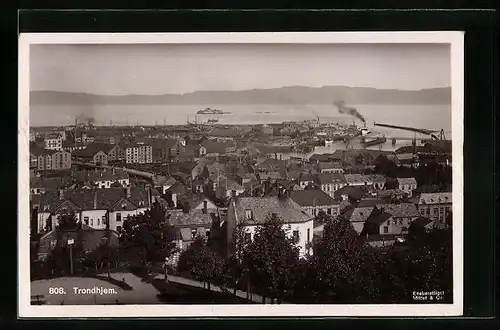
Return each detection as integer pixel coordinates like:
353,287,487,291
411,216,434,228
37,187,150,212
365,208,393,226
88,169,129,182
373,203,420,218
335,185,368,201
290,188,338,207
299,173,316,182
200,140,234,154
167,181,188,194
233,197,312,225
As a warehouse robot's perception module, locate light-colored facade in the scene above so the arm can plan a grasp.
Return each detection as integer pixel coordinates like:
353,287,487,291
37,151,72,171
417,192,452,224
44,138,63,151
126,144,153,164
397,177,418,197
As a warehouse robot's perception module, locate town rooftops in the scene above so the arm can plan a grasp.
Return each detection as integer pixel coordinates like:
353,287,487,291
290,188,338,207
397,177,418,185
72,144,109,158
364,174,387,183
344,174,373,185
373,203,420,218
167,181,188,195
418,192,452,205
299,173,316,182
234,196,312,225
88,169,129,182
316,173,347,184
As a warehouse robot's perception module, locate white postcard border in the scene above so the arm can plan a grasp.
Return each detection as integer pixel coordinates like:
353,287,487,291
18,31,464,318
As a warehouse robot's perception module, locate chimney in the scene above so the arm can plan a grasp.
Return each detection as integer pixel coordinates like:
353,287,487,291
93,190,98,210
203,200,208,214
59,189,64,200
112,167,115,175
183,201,191,214
126,185,131,198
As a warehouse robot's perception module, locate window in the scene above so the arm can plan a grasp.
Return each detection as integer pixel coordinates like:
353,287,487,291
433,208,438,215
245,209,253,220
90,219,93,226
420,208,425,215
440,208,444,214
83,217,89,225
307,228,310,244
206,229,211,239
383,226,389,234
426,208,430,215
293,230,299,241
191,229,197,240
393,219,397,225
327,208,332,215
97,219,100,226
399,219,404,225
116,213,122,222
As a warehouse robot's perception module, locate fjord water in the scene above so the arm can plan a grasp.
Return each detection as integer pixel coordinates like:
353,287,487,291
30,103,451,135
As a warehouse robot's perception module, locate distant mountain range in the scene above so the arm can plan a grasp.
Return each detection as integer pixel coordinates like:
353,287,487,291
30,86,451,105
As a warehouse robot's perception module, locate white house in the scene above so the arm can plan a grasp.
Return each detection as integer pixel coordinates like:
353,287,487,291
227,192,314,258
33,187,152,234
88,169,130,189
397,177,418,197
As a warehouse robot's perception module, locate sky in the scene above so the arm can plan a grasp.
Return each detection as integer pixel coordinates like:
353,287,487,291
30,43,450,95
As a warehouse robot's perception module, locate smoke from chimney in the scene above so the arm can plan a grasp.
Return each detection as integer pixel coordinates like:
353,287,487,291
334,101,366,124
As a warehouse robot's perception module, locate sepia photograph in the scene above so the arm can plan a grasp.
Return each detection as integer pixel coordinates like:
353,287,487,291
18,32,464,317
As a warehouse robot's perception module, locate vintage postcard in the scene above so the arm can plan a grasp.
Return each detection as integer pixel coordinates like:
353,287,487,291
18,32,464,317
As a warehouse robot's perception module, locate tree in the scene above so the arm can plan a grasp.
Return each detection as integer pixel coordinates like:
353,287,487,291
178,235,227,291
119,201,178,271
55,212,80,231
243,213,300,303
301,215,379,303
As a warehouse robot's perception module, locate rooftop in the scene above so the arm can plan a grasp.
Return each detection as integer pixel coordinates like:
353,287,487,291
418,192,452,205
234,196,312,225
290,188,338,207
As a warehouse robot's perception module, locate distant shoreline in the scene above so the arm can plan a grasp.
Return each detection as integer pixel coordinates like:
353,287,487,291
30,85,451,106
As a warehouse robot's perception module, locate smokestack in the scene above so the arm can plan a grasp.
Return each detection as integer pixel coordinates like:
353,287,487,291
112,167,115,175
93,190,98,210
126,186,131,198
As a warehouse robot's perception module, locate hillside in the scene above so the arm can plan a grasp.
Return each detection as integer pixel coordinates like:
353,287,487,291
30,86,451,105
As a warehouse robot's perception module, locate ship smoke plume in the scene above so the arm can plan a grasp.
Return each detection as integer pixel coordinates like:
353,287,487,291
334,101,366,123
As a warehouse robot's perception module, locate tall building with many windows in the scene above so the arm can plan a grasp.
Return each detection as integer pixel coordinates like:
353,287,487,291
125,143,153,164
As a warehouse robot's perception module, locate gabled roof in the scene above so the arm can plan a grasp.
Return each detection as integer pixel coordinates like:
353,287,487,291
168,209,215,227
290,188,338,207
233,197,312,225
344,174,373,185
374,203,420,218
343,206,374,223
411,216,434,228
38,187,150,212
365,208,393,226
317,173,347,184
418,192,452,205
397,177,418,185
167,181,188,194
